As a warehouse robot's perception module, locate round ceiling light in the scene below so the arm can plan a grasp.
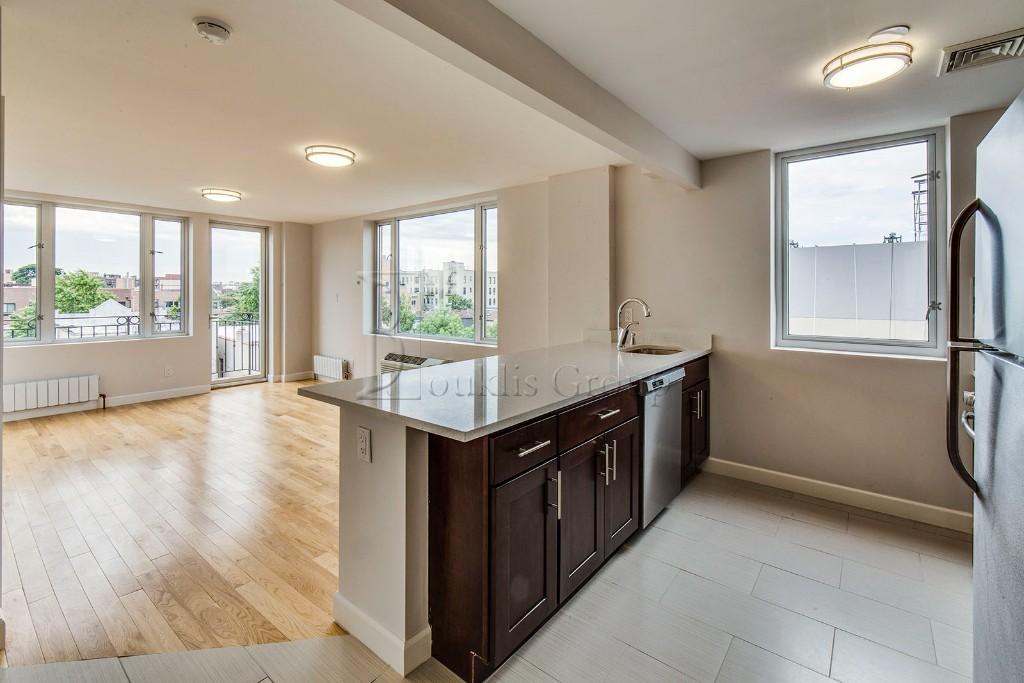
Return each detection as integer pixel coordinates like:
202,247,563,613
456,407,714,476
201,188,242,202
823,41,913,89
305,145,356,168
868,25,910,44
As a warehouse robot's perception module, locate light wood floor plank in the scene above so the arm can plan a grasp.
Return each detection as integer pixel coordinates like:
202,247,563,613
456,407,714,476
2,381,339,664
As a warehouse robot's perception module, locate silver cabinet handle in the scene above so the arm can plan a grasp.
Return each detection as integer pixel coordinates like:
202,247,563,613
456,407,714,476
603,444,611,486
961,410,975,441
518,439,552,458
596,407,621,421
548,473,561,519
612,439,618,481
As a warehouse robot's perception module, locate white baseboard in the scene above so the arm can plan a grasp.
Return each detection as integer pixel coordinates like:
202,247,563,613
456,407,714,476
105,385,210,407
333,592,431,676
702,457,973,534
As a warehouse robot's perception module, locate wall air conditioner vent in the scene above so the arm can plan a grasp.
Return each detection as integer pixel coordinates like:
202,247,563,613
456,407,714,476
379,353,449,374
940,28,1024,75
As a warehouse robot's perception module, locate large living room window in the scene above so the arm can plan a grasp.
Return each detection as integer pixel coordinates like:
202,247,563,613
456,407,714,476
2,199,190,344
774,129,945,357
374,203,498,344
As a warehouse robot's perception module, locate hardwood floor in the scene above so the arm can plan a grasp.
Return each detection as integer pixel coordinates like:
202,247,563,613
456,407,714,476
0,380,343,667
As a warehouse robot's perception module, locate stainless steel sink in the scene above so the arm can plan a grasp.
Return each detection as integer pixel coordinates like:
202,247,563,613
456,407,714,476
620,345,683,355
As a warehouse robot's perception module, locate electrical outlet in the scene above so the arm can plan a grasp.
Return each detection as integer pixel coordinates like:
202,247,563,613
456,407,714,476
164,366,174,377
357,426,372,463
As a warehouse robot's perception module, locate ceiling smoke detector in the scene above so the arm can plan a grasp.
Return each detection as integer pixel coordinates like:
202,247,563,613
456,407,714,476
194,17,232,45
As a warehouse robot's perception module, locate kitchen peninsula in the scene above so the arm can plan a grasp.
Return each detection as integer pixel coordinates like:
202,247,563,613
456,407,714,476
299,340,712,680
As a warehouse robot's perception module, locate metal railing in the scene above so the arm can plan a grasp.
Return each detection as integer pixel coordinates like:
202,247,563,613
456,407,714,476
212,316,261,378
55,314,141,339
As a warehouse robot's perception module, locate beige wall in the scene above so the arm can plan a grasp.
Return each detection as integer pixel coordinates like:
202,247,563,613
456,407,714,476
547,167,614,344
2,194,314,407
280,222,314,380
312,169,613,377
616,149,981,512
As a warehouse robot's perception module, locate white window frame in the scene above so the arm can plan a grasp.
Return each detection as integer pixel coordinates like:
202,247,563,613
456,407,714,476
773,128,946,358
374,201,497,345
4,197,191,345
2,200,43,343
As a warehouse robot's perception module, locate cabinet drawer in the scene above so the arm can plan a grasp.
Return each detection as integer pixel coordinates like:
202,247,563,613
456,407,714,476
681,356,709,390
490,416,558,485
558,386,639,452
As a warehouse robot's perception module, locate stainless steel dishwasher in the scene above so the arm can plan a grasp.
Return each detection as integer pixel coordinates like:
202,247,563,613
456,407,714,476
640,367,686,527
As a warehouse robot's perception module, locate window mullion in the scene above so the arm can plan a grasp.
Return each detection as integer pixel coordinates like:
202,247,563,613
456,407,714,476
141,214,154,337
390,219,398,335
40,202,57,343
474,204,483,343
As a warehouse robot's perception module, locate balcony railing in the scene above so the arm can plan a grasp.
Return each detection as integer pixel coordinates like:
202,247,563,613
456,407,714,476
56,314,141,340
212,317,261,379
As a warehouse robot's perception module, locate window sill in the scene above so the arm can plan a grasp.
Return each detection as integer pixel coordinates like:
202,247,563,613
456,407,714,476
368,332,497,349
770,343,946,362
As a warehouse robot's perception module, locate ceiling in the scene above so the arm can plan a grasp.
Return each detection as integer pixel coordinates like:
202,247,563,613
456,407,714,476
1,0,622,223
491,0,1024,159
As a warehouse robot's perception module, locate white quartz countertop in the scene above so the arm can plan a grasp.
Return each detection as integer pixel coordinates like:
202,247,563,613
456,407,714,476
298,341,711,442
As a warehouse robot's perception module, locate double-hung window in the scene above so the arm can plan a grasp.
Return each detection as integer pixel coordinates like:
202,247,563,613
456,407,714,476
2,199,190,343
774,128,945,357
374,203,498,344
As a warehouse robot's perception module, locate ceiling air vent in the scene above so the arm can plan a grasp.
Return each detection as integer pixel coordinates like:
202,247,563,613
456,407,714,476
939,28,1024,75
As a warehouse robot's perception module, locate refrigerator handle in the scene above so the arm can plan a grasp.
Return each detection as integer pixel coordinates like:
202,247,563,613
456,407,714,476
945,198,984,495
948,198,982,345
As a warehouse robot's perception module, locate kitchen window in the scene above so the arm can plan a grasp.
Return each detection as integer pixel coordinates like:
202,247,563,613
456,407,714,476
774,129,945,357
374,203,498,344
3,199,190,344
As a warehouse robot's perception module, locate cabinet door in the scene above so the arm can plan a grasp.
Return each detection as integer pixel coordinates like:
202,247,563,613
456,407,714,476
603,417,640,556
690,380,710,466
492,459,558,664
558,439,605,602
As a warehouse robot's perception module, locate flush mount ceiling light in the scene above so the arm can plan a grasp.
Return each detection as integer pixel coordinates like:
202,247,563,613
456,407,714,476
823,40,913,89
201,188,242,202
868,25,910,43
305,145,356,168
194,17,232,45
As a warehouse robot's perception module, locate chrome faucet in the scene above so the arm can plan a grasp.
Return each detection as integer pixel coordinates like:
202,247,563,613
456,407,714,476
616,298,652,349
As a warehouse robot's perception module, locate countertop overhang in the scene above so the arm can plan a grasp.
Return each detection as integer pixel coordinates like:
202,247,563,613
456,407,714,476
298,341,711,442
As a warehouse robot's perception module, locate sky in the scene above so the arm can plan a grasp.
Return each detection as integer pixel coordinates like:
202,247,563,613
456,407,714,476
391,207,498,273
788,140,927,247
2,205,260,284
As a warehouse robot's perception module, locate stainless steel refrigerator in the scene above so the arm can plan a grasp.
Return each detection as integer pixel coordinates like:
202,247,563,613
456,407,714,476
947,88,1024,683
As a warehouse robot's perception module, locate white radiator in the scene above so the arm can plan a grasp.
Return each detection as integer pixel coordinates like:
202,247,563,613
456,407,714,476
313,355,348,380
2,375,100,413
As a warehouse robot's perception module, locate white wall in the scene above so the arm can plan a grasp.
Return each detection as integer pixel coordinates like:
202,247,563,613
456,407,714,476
280,222,314,380
3,194,314,408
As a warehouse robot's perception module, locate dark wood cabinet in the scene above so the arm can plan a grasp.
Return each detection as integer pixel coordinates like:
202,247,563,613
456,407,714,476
603,418,640,556
557,439,605,602
492,460,559,664
428,382,662,681
689,380,710,466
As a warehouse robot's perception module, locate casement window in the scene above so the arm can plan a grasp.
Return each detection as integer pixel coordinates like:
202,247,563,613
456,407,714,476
774,129,945,357
2,200,190,344
374,202,498,344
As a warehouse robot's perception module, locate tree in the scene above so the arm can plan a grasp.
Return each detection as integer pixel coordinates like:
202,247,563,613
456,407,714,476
8,302,38,338
227,266,261,321
11,264,35,285
486,320,498,339
380,294,415,332
446,294,472,310
166,302,181,320
416,307,473,339
54,270,113,313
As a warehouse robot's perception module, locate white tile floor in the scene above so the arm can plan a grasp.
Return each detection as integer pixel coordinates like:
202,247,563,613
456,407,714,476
1,473,973,682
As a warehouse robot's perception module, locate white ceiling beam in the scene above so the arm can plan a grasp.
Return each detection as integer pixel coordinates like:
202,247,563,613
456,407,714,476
331,0,701,189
